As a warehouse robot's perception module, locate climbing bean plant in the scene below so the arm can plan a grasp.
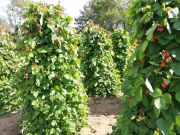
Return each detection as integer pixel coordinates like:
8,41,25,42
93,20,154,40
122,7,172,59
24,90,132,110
16,2,88,134
113,0,180,135
0,37,20,114
79,22,121,96
111,30,130,79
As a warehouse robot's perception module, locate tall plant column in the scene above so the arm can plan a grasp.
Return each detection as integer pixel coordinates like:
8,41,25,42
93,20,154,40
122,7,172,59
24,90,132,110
16,3,88,135
113,0,180,135
79,22,121,97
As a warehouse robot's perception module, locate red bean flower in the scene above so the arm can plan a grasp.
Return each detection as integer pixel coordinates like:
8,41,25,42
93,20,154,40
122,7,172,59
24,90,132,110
161,81,169,89
160,60,165,68
156,25,164,33
151,35,158,43
162,50,170,57
165,56,172,63
136,39,142,45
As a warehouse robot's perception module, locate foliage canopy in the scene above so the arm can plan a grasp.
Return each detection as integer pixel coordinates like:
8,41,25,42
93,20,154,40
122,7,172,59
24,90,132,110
75,0,131,31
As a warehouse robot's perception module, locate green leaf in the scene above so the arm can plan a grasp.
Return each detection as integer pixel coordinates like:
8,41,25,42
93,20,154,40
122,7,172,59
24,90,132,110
154,130,160,135
163,93,171,104
173,21,180,30
146,23,158,40
175,35,180,43
31,100,39,107
171,49,180,61
171,63,180,75
40,12,43,26
32,91,39,98
51,120,57,126
48,72,56,80
175,91,180,103
66,16,73,22
141,12,153,24
165,19,171,34
135,87,142,102
162,33,175,40
176,115,180,126
47,24,55,31
151,89,162,97
172,83,180,92
158,36,170,46
154,97,166,110
156,118,170,135
166,43,179,50
54,5,61,11
145,78,154,93
134,77,144,88
28,38,36,49
154,107,160,118
153,3,161,11
37,48,48,53
142,40,149,52
36,75,43,87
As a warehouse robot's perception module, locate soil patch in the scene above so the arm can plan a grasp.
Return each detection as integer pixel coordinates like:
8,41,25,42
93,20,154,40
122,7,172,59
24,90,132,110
0,112,21,135
80,97,120,135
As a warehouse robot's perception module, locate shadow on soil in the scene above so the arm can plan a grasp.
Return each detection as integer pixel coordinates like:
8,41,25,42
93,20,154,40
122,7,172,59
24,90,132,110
88,96,121,116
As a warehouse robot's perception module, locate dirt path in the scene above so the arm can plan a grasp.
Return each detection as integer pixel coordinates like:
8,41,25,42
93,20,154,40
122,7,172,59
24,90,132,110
80,97,120,135
0,112,21,135
0,97,120,135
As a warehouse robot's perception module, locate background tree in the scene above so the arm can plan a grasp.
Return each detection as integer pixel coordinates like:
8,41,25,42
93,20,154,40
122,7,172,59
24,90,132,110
75,0,131,31
6,0,32,29
0,18,10,40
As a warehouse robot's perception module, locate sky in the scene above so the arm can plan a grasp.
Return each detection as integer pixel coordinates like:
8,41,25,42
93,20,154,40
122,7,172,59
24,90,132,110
0,0,89,20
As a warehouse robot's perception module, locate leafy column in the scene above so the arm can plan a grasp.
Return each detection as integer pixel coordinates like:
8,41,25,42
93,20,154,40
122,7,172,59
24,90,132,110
111,30,130,79
79,22,121,96
113,0,180,135
16,3,88,134
0,37,19,113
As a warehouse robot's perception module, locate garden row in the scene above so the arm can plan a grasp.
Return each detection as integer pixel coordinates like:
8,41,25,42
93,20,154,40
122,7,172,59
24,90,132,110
0,0,180,135
0,2,129,135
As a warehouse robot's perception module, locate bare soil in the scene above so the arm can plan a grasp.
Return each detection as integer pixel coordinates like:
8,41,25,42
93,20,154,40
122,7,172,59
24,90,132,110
0,97,120,135
0,112,21,135
80,97,120,135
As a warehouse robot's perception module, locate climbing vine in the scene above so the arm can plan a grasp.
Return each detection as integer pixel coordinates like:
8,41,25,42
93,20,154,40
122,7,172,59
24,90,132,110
0,37,20,114
111,30,130,78
113,0,180,134
79,22,121,96
16,3,88,134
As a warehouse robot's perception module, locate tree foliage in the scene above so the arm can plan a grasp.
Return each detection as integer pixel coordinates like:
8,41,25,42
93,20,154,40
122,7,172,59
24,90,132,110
75,0,131,31
79,22,121,96
113,0,180,134
0,18,11,40
7,0,32,29
16,3,88,134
